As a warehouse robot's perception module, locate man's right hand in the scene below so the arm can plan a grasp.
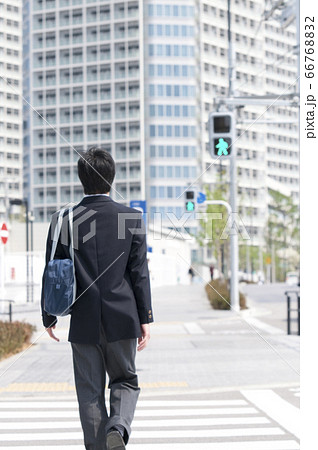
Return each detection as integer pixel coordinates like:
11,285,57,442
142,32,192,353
137,323,150,352
46,325,60,342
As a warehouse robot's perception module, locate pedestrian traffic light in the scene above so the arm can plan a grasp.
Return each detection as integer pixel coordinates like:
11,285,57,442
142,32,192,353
185,190,196,212
208,112,235,158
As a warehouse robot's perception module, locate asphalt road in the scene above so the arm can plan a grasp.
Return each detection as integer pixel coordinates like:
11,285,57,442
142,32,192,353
240,283,300,334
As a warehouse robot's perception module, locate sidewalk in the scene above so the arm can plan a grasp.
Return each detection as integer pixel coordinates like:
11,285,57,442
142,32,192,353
0,283,299,392
0,283,299,449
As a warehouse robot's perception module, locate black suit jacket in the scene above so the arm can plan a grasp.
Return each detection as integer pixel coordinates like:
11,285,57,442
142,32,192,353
41,195,153,344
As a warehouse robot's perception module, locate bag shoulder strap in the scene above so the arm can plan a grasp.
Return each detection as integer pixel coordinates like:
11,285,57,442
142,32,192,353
50,208,66,261
68,206,74,262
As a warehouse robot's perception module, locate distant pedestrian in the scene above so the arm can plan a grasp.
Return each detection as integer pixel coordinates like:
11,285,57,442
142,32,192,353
41,147,153,450
188,266,195,283
209,265,214,281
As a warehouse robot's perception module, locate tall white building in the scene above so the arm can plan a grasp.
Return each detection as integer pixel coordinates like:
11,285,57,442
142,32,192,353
23,0,145,222
0,0,23,221
198,0,298,252
23,0,299,265
144,0,198,229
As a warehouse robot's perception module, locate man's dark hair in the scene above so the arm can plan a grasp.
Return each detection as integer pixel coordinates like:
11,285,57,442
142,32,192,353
77,147,116,194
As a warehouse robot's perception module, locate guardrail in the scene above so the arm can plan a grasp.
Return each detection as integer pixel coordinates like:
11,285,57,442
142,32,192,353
0,299,15,323
285,290,300,336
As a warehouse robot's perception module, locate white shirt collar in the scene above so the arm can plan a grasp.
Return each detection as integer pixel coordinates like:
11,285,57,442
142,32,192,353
83,193,109,198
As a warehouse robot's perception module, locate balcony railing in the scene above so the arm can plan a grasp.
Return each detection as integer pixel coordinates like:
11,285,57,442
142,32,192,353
100,32,110,40
87,93,98,101
100,52,111,60
73,94,83,103
72,17,82,25
60,38,70,46
87,54,97,62
60,56,70,65
115,90,126,98
128,69,139,78
46,155,57,164
129,151,140,159
34,197,44,204
100,71,111,80
128,89,139,98
128,29,139,38
115,71,125,78
46,97,56,105
34,175,44,185
128,8,139,18
101,132,112,140
100,11,111,21
101,112,111,120
47,136,56,145
46,77,56,86
46,40,56,48
87,74,98,82
100,91,111,100
46,175,57,184
73,75,83,83
129,110,139,119
87,114,98,121
115,111,126,119
129,129,140,138
73,133,83,142
47,195,57,204
115,50,126,59
114,10,125,19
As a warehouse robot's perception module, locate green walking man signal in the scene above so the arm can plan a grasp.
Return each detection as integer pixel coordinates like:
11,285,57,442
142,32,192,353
185,190,196,211
208,112,235,159
186,201,195,211
214,137,232,156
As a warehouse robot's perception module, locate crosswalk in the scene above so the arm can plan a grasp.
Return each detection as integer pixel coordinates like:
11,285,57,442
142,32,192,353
289,387,300,398
0,390,300,449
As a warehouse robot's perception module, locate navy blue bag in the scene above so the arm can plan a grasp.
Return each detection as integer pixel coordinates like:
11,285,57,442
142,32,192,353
44,207,76,316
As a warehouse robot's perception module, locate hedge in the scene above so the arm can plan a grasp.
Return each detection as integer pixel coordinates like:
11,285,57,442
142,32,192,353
205,279,247,310
0,321,36,361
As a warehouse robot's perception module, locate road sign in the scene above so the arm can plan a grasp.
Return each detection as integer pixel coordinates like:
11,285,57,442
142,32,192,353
0,223,8,245
197,192,206,204
130,200,147,227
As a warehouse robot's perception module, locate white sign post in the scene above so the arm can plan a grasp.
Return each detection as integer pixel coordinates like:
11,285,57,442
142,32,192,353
0,223,8,312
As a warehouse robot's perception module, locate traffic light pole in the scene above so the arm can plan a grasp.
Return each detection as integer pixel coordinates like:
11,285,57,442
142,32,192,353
228,0,239,311
229,152,240,312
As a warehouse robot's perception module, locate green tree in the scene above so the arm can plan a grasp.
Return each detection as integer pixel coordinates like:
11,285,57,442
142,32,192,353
265,189,299,281
196,173,229,277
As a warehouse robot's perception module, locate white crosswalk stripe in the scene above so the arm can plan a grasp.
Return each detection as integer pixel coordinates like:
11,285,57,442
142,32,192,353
0,391,300,449
289,387,300,398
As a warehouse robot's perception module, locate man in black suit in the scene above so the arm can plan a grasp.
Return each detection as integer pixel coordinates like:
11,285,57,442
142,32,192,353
41,147,153,450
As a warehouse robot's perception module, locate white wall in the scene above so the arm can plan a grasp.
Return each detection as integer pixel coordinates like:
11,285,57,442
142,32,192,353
147,225,195,287
1,223,197,297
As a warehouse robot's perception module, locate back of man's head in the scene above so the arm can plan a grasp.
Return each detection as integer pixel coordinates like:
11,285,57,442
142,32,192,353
77,147,116,195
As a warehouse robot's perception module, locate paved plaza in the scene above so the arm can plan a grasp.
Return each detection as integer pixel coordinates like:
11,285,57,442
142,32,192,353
0,283,300,449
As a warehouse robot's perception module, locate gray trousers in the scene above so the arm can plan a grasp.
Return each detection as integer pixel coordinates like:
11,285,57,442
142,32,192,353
71,327,140,449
